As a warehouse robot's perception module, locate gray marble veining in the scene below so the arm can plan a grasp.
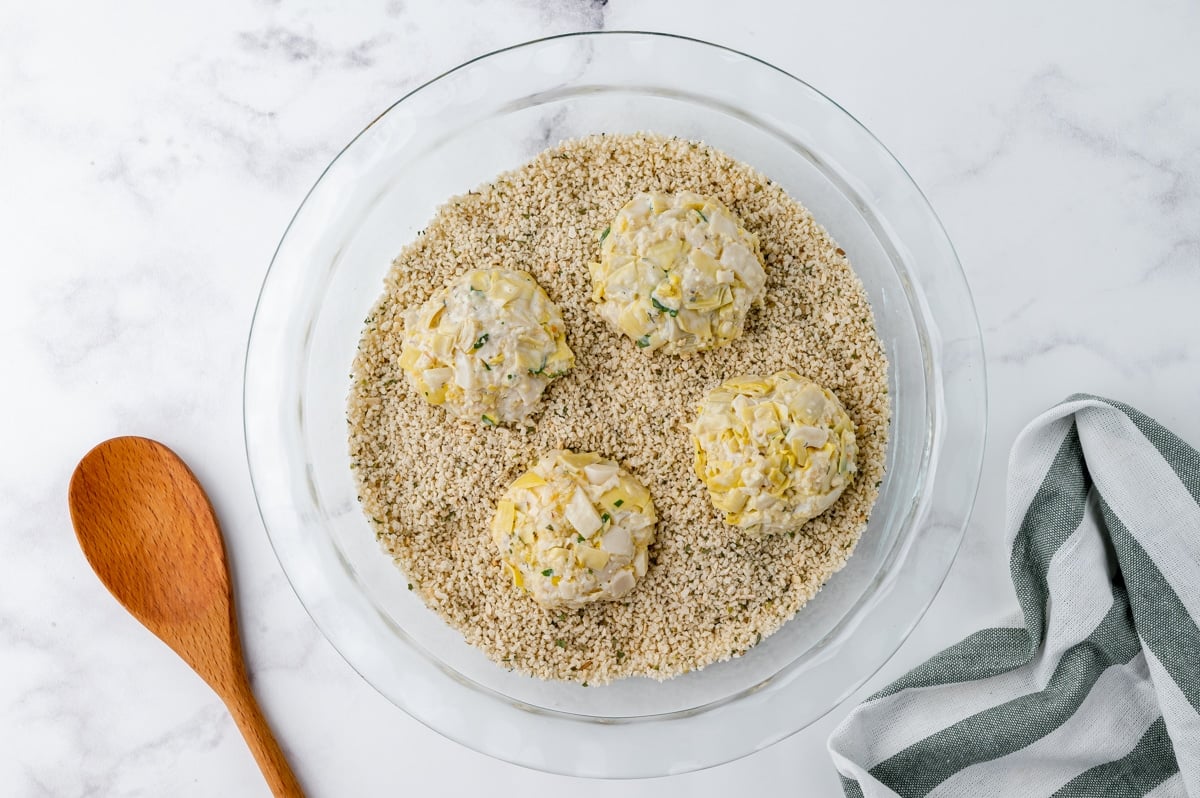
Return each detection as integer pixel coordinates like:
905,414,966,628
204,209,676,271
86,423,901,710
2,1,1198,795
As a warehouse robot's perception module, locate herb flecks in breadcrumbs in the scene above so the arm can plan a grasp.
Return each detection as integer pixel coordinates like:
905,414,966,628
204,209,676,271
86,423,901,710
348,133,889,684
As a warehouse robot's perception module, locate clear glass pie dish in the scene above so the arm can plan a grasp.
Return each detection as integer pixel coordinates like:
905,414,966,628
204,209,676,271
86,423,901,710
244,32,986,778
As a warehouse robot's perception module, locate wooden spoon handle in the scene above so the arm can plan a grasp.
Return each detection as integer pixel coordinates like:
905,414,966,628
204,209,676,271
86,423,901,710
223,672,305,797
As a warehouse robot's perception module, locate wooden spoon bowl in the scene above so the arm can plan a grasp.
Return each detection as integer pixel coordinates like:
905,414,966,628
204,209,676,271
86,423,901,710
69,436,304,797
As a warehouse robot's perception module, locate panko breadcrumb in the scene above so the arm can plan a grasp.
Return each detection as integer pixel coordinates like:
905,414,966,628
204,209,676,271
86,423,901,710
348,132,890,684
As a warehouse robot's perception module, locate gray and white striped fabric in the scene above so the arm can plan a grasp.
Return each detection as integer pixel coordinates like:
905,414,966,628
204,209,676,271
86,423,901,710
829,395,1200,797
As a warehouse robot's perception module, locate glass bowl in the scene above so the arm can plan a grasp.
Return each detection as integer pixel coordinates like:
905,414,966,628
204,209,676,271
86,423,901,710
244,32,986,778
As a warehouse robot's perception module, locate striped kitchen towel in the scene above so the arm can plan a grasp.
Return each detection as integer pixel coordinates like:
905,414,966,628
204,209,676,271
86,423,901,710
829,395,1200,797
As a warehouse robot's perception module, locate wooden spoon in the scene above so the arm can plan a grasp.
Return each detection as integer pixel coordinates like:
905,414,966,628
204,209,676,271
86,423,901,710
68,436,304,797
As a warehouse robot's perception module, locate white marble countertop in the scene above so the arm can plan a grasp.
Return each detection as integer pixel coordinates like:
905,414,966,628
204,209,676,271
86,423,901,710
4,1,1198,795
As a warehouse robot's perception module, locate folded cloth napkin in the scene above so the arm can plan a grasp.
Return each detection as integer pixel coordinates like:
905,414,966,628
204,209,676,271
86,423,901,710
828,395,1200,798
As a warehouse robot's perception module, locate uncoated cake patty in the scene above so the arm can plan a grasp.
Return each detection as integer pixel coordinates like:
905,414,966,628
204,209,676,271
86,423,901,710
348,133,890,684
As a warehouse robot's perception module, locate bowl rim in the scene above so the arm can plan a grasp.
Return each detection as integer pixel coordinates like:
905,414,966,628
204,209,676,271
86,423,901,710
244,29,987,776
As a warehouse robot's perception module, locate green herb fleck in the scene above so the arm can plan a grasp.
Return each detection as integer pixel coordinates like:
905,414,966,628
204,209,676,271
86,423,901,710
481,414,496,426
481,360,492,371
599,226,611,243
601,512,611,524
555,638,566,648
407,583,413,590
635,335,651,348
473,333,489,349
695,209,708,222
614,499,624,507
651,297,678,317
576,534,585,543
542,568,554,577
